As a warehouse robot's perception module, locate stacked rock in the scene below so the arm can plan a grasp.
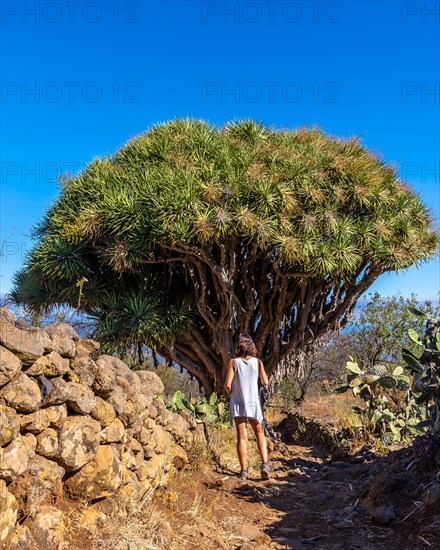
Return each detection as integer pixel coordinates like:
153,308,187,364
0,307,194,549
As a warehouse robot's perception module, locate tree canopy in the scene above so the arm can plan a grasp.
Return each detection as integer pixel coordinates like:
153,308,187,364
11,119,439,395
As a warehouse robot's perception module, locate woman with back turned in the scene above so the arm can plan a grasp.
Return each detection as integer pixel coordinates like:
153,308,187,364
224,333,270,480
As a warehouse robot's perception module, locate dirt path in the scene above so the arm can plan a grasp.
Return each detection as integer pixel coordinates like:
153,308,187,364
156,443,438,550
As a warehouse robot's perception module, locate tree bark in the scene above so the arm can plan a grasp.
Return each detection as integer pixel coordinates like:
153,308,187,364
150,239,386,397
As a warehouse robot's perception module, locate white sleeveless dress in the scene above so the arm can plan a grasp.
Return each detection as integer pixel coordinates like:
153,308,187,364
229,356,264,426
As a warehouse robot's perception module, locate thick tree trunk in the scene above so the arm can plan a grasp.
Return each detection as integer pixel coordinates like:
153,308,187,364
153,238,388,397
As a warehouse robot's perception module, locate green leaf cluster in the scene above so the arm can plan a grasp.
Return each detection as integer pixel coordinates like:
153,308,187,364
13,118,438,311
339,307,440,443
347,292,440,369
402,308,440,432
339,358,424,444
168,390,228,424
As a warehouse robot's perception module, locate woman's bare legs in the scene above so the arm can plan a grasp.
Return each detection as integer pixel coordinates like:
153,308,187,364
234,417,248,470
249,419,268,463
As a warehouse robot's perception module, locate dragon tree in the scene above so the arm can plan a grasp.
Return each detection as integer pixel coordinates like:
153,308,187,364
11,119,439,396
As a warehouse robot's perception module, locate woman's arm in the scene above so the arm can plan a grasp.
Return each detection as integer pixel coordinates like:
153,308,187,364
224,358,235,395
258,359,269,386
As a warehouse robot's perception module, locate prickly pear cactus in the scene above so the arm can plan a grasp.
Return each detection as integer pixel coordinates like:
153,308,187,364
402,310,440,435
338,309,440,445
168,391,228,423
369,365,388,377
380,432,394,446
338,358,424,444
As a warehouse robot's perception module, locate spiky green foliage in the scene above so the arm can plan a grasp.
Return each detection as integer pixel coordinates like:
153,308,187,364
11,119,439,394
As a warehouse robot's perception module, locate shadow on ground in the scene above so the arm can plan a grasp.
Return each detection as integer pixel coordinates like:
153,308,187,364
223,442,439,550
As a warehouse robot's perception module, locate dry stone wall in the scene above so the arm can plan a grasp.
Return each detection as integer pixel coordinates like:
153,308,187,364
0,307,195,548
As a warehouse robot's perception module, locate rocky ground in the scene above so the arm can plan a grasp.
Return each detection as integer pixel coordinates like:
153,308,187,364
87,435,440,550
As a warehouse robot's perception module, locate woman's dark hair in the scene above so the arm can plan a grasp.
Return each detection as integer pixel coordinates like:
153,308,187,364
234,333,257,357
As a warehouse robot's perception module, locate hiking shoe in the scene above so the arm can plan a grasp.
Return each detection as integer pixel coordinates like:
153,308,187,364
261,462,270,479
240,468,249,480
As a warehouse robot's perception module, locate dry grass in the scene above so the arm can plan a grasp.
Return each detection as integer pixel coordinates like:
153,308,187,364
298,391,362,430
265,405,287,426
85,424,244,550
91,503,170,550
88,474,208,550
205,422,265,476
89,465,241,550
184,419,270,478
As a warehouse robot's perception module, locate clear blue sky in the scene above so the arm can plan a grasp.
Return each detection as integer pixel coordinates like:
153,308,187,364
1,0,439,300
